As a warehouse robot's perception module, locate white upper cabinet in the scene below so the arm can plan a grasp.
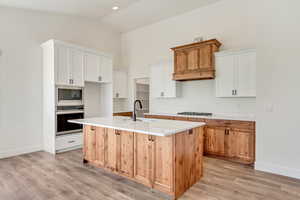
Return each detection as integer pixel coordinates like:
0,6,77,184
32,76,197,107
236,52,256,97
100,56,113,83
215,49,256,98
85,52,112,83
85,53,100,83
55,44,70,86
151,60,179,98
55,44,84,87
69,48,84,87
113,70,128,99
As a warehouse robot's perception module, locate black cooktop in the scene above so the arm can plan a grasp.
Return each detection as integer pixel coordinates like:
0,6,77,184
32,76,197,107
177,112,213,116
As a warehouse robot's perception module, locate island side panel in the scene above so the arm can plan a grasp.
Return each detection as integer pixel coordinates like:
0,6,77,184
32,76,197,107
152,135,175,194
83,125,96,163
174,127,204,198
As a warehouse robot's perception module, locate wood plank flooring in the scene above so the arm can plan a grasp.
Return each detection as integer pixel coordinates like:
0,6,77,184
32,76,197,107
0,149,299,200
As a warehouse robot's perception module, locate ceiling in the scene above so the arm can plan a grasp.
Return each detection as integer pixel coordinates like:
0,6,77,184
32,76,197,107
0,0,139,18
0,0,221,32
101,0,221,32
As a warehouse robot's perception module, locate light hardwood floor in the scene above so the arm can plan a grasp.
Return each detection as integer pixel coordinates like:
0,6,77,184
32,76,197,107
0,150,299,200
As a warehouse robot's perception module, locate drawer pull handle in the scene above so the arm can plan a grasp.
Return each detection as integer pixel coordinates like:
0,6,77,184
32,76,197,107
68,140,76,143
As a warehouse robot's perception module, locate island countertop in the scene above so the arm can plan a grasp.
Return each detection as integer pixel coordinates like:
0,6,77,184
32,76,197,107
69,116,205,137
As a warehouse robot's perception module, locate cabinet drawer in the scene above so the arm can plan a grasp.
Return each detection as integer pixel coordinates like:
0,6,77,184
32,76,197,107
205,119,255,130
56,133,83,151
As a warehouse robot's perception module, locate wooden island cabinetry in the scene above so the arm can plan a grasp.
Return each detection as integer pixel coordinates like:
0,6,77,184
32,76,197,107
83,125,204,199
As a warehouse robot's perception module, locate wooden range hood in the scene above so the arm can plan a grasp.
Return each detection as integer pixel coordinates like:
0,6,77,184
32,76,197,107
171,39,222,81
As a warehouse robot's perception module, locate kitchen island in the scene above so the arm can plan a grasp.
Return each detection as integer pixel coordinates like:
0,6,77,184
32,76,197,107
69,117,205,199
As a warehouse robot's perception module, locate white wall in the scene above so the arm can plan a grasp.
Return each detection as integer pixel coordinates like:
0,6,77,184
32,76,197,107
0,6,121,158
122,0,300,179
121,0,256,115
255,0,300,179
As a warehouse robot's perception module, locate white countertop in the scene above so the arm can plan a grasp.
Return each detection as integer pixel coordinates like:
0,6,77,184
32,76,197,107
69,116,205,137
145,113,255,121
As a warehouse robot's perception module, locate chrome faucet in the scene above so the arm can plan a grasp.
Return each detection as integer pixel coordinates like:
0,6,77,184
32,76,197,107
132,100,143,121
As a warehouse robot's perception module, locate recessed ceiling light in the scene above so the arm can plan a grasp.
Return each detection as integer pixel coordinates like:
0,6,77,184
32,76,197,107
112,6,119,10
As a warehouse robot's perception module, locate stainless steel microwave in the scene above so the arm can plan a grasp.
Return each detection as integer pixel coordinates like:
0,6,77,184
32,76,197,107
56,87,83,106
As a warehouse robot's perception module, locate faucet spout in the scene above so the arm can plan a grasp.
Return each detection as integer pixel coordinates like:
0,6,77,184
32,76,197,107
133,100,143,121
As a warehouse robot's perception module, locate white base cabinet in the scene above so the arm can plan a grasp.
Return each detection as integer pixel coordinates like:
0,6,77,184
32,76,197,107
150,60,180,98
215,49,256,98
56,133,83,152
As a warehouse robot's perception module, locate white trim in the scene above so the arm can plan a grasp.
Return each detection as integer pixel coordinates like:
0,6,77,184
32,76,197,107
0,145,42,159
255,161,300,180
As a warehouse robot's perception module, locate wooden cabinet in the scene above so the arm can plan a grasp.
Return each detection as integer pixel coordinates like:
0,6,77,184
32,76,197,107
233,129,255,163
145,114,255,165
118,130,134,177
150,60,179,98
84,127,134,175
105,128,118,171
54,44,84,87
85,52,113,83
113,70,128,98
84,125,204,199
204,127,225,156
133,134,153,187
171,39,221,81
152,135,174,193
215,49,256,97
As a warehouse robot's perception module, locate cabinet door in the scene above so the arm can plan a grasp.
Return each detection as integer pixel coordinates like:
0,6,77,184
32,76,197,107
152,136,174,193
175,51,187,73
234,130,255,163
186,48,199,71
163,60,177,98
199,45,212,69
94,127,106,167
105,128,118,172
99,56,113,83
215,55,236,97
85,53,101,82
236,51,256,97
113,70,128,98
133,133,153,187
151,64,164,98
224,130,236,158
70,49,84,87
118,131,134,177
84,126,96,161
204,127,225,156
55,44,70,85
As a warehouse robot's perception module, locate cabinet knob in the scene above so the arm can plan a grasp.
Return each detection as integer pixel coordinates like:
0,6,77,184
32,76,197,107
98,76,102,82
116,93,119,98
161,92,164,97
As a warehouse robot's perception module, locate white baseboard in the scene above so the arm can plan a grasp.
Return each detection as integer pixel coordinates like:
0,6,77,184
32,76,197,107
0,145,42,159
255,161,300,180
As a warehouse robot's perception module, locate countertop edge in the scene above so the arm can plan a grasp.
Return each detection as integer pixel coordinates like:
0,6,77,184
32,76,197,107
145,113,256,122
69,119,205,137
